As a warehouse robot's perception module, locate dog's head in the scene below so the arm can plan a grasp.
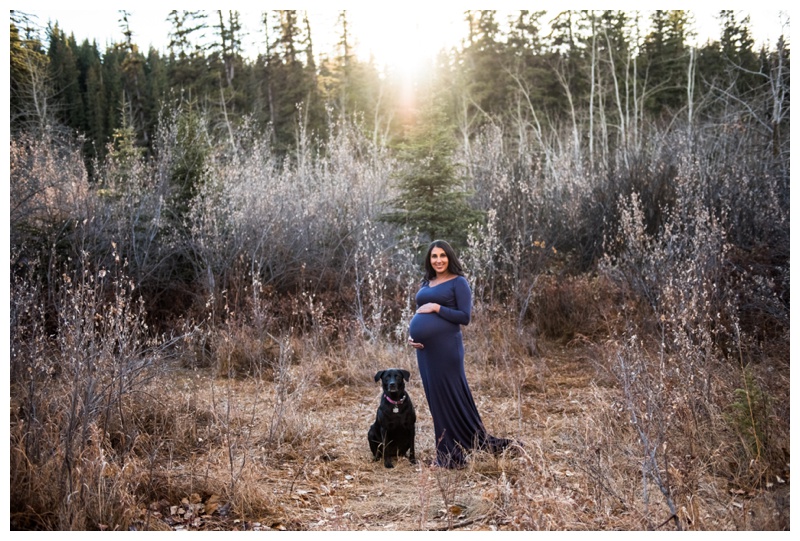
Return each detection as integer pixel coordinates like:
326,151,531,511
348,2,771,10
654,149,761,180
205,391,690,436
374,368,410,398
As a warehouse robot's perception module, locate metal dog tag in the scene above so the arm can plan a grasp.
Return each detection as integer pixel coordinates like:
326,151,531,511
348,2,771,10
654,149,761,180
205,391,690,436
393,406,399,413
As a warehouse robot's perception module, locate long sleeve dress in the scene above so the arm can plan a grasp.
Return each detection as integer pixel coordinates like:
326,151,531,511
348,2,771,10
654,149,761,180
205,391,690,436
408,275,511,468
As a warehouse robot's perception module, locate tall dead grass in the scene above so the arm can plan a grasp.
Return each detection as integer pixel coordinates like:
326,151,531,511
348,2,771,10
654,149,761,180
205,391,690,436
10,251,170,529
10,264,789,530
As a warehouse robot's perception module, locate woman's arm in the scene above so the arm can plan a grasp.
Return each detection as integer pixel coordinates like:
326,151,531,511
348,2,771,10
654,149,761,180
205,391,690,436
434,276,471,325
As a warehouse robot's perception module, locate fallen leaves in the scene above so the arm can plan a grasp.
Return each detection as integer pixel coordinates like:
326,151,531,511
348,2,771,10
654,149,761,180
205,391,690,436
140,493,234,531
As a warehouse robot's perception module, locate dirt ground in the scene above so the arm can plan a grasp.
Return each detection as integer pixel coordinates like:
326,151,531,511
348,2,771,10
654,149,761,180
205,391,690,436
132,341,789,531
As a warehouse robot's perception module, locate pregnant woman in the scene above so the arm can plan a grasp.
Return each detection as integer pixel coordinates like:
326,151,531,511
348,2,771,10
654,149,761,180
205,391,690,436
408,240,513,468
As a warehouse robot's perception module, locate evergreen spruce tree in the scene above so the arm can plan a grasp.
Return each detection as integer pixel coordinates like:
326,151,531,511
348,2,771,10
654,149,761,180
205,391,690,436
47,25,83,130
641,10,692,114
382,98,483,249
718,10,760,96
9,14,53,134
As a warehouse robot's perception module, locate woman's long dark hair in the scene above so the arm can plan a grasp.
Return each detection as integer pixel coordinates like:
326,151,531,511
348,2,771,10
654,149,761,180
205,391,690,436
423,240,465,281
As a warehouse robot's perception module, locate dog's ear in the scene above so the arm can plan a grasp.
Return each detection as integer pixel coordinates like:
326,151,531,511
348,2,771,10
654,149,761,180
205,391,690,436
374,370,384,383
400,369,410,381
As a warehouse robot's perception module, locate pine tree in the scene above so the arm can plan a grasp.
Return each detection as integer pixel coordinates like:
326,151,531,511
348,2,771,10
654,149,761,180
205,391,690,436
718,10,760,95
75,38,106,168
382,98,483,248
300,10,325,143
214,10,243,88
460,10,514,123
143,47,169,151
332,10,354,117
47,24,83,130
169,106,210,223
117,10,148,143
10,13,54,134
641,10,692,115
100,44,124,148
272,10,312,152
166,10,210,102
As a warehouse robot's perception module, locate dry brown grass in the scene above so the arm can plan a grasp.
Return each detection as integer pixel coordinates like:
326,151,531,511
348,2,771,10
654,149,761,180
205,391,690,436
12,317,789,531
10,265,789,531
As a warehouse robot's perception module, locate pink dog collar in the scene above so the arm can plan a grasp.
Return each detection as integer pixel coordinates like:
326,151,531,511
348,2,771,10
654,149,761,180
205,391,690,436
384,393,406,412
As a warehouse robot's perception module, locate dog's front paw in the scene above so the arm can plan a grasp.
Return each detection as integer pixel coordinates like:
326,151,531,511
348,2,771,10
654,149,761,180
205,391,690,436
409,457,417,464
384,461,394,468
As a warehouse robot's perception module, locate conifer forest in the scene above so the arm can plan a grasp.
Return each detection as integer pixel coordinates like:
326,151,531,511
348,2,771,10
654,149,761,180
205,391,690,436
9,10,790,531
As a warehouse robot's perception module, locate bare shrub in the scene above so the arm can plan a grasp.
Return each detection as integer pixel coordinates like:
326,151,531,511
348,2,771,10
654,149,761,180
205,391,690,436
59,110,202,324
9,131,89,241
528,273,621,342
462,127,577,306
210,323,283,379
610,335,687,530
257,343,320,458
10,251,172,530
353,220,419,343
187,116,397,316
597,154,788,526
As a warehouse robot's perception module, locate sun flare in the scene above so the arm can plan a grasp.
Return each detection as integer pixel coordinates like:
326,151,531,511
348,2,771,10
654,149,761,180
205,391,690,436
351,11,461,76
346,10,463,111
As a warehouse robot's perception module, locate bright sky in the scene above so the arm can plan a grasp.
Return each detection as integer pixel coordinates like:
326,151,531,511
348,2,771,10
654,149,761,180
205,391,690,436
15,2,793,84
18,6,467,78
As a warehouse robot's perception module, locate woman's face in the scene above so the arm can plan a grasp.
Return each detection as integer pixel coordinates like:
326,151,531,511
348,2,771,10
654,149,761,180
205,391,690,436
430,246,449,275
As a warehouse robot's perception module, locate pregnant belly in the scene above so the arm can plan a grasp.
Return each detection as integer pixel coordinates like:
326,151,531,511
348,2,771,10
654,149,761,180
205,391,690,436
408,312,459,344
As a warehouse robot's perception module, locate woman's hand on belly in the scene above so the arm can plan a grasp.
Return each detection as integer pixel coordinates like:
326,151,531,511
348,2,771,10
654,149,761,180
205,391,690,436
408,337,424,349
416,303,440,314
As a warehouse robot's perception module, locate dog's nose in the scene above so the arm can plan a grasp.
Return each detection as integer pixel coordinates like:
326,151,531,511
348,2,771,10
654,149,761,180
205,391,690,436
388,382,398,391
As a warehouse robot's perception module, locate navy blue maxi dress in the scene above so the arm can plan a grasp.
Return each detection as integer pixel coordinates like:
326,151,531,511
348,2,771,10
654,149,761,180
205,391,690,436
408,275,511,467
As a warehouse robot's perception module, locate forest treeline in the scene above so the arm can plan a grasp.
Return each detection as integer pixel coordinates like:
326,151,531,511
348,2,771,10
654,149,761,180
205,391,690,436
10,10,785,163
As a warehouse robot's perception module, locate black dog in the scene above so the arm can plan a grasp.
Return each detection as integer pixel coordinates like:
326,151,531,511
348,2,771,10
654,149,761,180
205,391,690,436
368,369,417,468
